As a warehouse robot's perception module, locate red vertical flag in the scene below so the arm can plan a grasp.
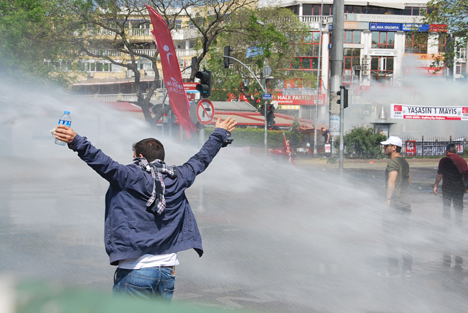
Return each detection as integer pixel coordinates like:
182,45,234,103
146,5,197,138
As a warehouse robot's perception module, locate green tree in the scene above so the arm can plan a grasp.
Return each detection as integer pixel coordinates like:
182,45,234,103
342,126,387,159
287,115,303,149
0,0,77,86
205,7,314,108
69,0,255,126
423,0,467,71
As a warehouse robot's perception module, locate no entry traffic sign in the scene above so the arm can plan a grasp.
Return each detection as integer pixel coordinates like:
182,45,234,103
196,99,215,125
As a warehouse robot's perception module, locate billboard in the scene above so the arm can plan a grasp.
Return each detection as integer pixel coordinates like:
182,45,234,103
391,104,468,121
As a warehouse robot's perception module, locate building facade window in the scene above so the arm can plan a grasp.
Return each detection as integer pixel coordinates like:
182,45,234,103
343,48,361,83
372,32,395,49
403,6,426,16
438,33,447,53
289,5,429,16
371,56,394,84
302,4,332,15
405,33,428,54
286,5,299,15
78,60,122,72
345,30,361,44
289,32,322,70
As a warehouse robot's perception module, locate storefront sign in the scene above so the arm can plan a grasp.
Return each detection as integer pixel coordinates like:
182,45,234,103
183,82,198,92
391,104,468,121
273,93,326,105
402,23,429,32
369,23,401,31
369,49,398,56
344,21,359,29
429,24,448,32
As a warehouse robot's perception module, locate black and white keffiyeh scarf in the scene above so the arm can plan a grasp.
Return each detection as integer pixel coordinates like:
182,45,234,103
133,157,176,214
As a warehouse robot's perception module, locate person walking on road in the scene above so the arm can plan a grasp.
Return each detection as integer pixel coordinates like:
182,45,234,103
379,136,412,277
54,117,237,300
433,143,468,268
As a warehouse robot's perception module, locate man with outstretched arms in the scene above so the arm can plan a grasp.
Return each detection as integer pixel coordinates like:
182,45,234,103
54,117,236,300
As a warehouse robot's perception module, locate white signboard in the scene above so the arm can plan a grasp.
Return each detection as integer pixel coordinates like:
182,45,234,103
369,49,397,56
391,103,468,121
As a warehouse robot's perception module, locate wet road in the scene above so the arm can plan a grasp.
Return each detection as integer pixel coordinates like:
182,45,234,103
1,156,467,313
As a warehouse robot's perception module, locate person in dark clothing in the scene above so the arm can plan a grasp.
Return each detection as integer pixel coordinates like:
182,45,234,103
433,143,468,268
378,136,412,278
321,127,331,157
54,117,237,300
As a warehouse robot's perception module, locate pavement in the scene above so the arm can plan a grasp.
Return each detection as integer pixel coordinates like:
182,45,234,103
295,156,443,169
1,155,467,313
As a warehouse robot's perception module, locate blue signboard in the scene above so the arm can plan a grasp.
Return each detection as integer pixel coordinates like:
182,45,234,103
402,23,430,32
262,93,272,100
369,23,401,31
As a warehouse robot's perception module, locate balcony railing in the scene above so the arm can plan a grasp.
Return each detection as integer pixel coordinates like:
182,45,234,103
85,49,123,57
72,93,162,103
130,28,151,36
79,48,198,58
300,16,332,23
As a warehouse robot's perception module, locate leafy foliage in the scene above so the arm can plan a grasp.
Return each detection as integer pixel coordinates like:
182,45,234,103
424,0,468,37
341,126,387,159
66,0,256,126
287,116,303,149
423,0,467,70
0,0,77,86
205,7,315,109
203,127,294,148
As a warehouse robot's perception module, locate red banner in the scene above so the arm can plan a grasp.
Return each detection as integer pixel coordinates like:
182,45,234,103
429,24,448,33
146,5,197,138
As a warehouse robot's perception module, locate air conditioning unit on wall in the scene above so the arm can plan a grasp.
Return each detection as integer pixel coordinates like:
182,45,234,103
362,70,370,76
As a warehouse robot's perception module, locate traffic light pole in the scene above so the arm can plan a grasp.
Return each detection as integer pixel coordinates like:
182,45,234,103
223,55,269,154
222,56,267,94
330,0,344,170
339,86,344,170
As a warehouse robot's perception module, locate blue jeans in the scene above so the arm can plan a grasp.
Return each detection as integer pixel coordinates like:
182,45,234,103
113,266,175,301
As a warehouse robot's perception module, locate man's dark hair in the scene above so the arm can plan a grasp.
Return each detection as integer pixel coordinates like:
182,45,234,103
133,138,165,162
396,146,402,153
446,143,457,153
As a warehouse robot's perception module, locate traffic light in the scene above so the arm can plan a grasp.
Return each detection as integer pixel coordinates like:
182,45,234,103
195,69,212,98
223,46,233,68
259,104,266,116
266,104,275,129
336,85,349,109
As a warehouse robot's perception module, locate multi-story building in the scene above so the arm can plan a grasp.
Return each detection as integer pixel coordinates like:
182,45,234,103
71,9,199,103
259,0,468,139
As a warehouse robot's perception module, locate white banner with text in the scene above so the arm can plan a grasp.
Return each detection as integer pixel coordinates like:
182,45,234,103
391,104,468,121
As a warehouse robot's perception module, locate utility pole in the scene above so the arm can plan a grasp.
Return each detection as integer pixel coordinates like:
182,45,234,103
314,0,324,157
330,0,344,167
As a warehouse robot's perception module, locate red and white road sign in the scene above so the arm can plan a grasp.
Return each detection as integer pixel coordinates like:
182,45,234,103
196,99,215,125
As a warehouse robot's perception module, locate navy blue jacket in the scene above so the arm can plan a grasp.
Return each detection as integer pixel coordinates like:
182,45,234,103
68,128,229,265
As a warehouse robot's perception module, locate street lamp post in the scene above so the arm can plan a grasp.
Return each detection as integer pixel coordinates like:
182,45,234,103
223,55,270,154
